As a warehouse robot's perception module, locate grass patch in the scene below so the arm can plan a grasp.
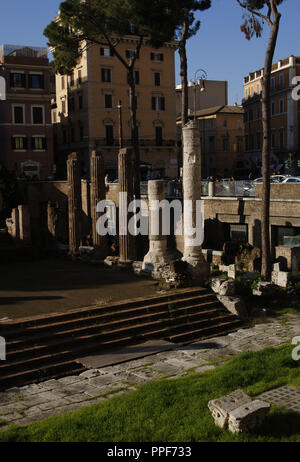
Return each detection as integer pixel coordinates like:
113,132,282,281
94,297,114,307
1,345,300,442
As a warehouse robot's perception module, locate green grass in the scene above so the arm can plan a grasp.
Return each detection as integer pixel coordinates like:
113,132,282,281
1,345,300,442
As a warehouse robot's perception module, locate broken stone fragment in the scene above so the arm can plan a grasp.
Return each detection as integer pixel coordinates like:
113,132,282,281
228,400,270,434
217,295,249,320
208,389,252,429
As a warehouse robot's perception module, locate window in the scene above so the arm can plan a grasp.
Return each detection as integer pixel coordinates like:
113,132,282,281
79,123,84,141
105,125,114,145
223,137,229,152
256,132,261,150
223,119,228,128
100,47,113,57
249,134,254,150
209,136,215,152
61,76,65,90
251,86,254,97
271,77,275,90
13,105,24,124
155,126,163,146
127,70,139,85
279,99,284,113
257,106,261,119
32,136,47,150
11,136,27,150
152,95,165,111
70,72,74,87
105,94,113,108
154,72,161,86
78,93,83,110
245,88,248,99
126,49,136,59
10,72,26,88
151,52,163,61
68,96,75,113
279,129,284,150
271,101,275,115
271,130,276,148
61,99,66,114
279,74,284,89
244,111,248,123
101,68,111,82
78,70,82,85
29,74,44,89
256,83,260,94
32,106,44,124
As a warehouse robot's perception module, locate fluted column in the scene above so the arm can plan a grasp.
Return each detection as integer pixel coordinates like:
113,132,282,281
182,120,209,281
67,152,82,257
143,180,171,270
90,150,108,257
118,148,135,262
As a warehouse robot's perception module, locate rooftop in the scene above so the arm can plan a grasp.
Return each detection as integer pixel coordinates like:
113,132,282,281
0,44,48,59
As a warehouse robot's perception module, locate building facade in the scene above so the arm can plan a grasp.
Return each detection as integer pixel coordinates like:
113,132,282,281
177,105,245,179
243,55,300,175
175,80,228,119
52,37,178,180
0,44,54,179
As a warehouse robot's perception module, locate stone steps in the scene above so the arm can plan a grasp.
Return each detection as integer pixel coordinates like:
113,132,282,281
0,287,244,390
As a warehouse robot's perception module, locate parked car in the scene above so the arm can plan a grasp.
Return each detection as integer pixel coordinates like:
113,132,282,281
281,177,300,183
254,175,287,184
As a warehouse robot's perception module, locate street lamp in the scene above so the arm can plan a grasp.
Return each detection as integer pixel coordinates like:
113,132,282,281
193,68,207,121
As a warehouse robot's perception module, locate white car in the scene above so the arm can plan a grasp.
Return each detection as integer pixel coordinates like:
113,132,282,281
281,177,300,183
254,175,287,183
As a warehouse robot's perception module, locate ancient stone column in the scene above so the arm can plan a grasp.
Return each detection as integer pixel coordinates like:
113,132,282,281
18,205,31,244
47,201,59,249
90,150,107,257
118,148,135,263
67,152,82,257
182,120,209,281
143,180,171,270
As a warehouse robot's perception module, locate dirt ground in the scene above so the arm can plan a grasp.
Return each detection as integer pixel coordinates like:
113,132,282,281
0,258,158,320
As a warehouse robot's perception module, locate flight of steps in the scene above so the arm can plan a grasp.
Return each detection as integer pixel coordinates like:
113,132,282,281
0,287,245,390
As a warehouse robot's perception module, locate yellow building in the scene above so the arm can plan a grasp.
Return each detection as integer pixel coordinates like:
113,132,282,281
52,37,178,180
243,55,300,175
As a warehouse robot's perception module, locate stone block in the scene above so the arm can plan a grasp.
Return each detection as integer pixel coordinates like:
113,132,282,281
208,389,251,429
271,270,290,288
228,400,270,434
217,295,248,320
228,264,237,279
219,279,235,296
211,278,222,294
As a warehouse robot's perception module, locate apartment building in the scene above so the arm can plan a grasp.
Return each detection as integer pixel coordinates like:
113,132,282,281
0,44,54,179
243,55,300,174
52,37,178,180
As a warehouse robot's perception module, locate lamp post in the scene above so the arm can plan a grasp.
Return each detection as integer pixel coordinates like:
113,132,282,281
193,68,207,121
117,100,123,148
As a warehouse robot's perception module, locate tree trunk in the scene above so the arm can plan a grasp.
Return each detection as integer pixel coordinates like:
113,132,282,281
261,11,281,279
128,68,140,200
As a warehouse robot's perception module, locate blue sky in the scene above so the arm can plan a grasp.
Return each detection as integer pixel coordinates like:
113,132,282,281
0,0,299,104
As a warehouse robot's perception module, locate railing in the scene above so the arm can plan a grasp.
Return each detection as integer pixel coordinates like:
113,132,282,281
140,180,256,198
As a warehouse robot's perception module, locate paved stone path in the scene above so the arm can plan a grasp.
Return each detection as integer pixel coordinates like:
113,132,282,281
0,314,299,431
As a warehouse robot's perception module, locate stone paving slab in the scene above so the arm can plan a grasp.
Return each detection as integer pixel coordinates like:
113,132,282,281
0,314,299,430
258,386,300,413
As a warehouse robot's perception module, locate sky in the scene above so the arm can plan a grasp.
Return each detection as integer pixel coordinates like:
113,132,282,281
0,0,299,104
